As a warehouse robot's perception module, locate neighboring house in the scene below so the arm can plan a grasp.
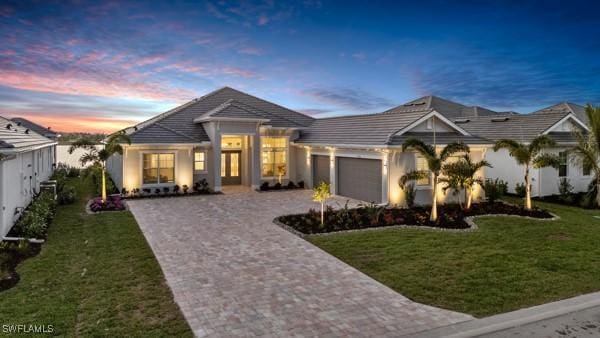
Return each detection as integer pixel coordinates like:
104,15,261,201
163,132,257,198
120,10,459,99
0,116,57,238
107,87,591,205
11,117,59,165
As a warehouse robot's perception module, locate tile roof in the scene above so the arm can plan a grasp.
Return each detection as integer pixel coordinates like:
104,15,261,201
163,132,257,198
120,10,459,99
296,109,433,145
126,87,314,144
390,95,501,118
532,102,587,124
454,111,572,142
10,117,58,139
0,116,55,151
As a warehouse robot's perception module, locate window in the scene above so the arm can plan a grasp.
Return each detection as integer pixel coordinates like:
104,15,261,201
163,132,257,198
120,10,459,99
558,152,568,177
143,153,175,184
583,165,591,176
261,137,287,177
416,155,430,186
194,151,206,171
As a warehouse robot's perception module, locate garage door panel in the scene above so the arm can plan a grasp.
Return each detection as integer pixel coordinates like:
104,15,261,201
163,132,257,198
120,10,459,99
312,155,330,185
337,157,382,203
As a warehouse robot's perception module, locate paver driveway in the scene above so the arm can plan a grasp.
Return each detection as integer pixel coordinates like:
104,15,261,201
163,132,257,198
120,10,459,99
128,190,472,337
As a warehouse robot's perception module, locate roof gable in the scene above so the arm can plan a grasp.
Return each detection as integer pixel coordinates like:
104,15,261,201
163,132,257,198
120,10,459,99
533,102,587,124
395,95,501,118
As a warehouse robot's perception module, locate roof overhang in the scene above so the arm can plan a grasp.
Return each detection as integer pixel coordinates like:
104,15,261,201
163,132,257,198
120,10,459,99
0,141,57,155
291,141,493,150
125,142,211,148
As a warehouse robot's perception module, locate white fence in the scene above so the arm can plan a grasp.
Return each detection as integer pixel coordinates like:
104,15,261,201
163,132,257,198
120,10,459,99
56,144,103,168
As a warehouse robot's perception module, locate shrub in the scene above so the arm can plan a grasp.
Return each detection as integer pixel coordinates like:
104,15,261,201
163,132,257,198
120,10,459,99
273,182,282,190
154,188,161,195
173,185,180,194
515,182,527,197
142,188,151,195
193,179,210,193
57,185,76,205
11,192,56,239
182,185,189,194
298,181,305,189
404,183,417,208
260,182,270,191
162,186,170,194
558,177,573,202
286,181,297,189
82,165,118,196
484,178,508,203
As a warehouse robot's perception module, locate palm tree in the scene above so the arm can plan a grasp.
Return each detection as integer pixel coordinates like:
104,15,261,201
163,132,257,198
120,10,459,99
69,132,131,202
571,104,600,206
439,154,491,209
493,135,560,210
402,139,470,221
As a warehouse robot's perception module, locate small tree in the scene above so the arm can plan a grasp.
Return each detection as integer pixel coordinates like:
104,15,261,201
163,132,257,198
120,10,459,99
402,139,470,221
69,132,131,202
571,104,600,206
312,181,331,225
440,155,491,209
493,135,560,210
399,172,428,208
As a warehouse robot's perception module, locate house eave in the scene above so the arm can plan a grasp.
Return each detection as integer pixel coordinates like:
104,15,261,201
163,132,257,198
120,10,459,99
193,116,271,123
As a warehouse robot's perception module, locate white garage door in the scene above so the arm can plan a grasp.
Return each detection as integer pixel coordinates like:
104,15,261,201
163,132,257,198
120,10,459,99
336,157,382,203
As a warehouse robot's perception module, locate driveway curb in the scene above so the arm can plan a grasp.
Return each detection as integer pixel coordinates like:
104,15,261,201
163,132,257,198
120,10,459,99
407,291,600,337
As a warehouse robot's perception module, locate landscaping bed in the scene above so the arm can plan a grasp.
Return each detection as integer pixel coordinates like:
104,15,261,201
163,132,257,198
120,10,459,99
258,180,305,192
277,202,553,234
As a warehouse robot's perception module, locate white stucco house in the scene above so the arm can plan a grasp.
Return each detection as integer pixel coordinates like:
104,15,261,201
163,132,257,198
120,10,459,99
106,87,591,206
0,116,57,239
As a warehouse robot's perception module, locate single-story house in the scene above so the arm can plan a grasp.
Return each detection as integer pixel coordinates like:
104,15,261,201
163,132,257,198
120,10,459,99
107,87,591,205
0,116,57,238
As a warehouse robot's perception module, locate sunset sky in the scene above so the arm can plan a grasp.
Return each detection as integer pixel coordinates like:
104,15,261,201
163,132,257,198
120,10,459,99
1,0,599,133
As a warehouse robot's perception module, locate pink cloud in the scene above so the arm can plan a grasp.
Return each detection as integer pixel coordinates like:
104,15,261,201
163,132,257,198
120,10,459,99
0,69,194,101
4,113,140,133
220,66,259,78
0,50,16,57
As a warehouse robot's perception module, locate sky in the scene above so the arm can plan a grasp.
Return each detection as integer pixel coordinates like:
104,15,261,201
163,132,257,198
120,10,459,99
0,0,599,133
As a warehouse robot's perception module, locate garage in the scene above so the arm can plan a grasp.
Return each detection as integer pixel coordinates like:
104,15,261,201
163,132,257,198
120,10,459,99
312,155,330,185
336,157,382,203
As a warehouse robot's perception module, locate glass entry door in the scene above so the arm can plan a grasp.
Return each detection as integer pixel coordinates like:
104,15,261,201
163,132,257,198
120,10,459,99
221,150,242,185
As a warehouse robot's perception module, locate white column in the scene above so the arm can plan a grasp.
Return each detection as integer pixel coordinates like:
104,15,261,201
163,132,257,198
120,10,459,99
213,133,222,192
381,151,389,204
251,134,261,189
329,148,336,195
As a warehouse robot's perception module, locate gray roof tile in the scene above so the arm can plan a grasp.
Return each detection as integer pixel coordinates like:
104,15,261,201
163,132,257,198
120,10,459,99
389,132,490,146
10,117,58,139
0,116,55,150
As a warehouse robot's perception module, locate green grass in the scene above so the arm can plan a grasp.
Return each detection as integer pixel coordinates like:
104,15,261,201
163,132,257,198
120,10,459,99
309,198,600,317
0,177,192,337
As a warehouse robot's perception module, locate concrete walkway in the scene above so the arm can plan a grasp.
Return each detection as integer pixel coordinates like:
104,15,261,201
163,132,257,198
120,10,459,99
410,291,600,338
128,190,472,337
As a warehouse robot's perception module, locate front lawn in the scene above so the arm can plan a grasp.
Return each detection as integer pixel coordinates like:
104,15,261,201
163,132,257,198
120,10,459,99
0,177,192,336
309,198,600,317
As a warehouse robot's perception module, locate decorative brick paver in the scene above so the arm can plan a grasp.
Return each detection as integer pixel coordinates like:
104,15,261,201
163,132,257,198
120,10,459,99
128,190,472,337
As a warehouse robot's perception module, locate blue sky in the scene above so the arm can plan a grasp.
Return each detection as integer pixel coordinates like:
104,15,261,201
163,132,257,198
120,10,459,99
0,0,598,132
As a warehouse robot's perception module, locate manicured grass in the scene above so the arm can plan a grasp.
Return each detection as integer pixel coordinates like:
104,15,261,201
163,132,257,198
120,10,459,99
309,198,600,317
0,177,192,337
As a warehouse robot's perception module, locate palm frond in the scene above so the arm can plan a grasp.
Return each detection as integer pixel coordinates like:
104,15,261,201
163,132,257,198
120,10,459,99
399,170,429,188
493,139,521,153
68,138,97,154
79,151,100,167
528,135,556,155
532,153,561,169
402,138,436,158
440,142,469,161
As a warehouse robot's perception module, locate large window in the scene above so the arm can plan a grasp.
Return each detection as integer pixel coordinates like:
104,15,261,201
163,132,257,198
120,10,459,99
416,155,431,186
558,152,568,177
143,153,175,184
194,150,206,172
261,137,287,178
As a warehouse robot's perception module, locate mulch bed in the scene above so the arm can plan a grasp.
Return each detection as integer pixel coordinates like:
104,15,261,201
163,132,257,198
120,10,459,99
0,242,41,292
276,202,554,235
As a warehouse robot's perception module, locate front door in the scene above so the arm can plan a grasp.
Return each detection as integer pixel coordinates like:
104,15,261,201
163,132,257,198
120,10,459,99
221,150,242,185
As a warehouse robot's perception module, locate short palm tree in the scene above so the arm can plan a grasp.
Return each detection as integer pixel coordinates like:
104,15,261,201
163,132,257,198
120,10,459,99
493,135,560,210
69,132,131,202
571,104,600,206
440,154,491,209
402,139,470,221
